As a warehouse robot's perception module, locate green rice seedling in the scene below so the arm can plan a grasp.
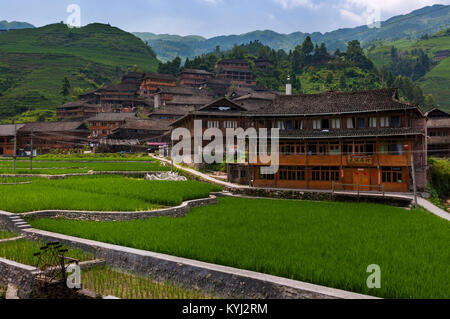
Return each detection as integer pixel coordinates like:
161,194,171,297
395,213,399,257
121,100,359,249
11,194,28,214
0,239,93,266
81,266,211,299
30,197,450,299
0,230,18,240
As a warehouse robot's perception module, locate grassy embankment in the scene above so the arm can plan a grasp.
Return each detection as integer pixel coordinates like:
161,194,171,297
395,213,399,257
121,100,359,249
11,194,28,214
0,176,221,213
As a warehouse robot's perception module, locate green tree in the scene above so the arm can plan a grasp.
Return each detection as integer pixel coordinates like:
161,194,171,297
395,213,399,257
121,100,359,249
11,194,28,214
424,94,437,109
339,74,347,90
60,77,71,102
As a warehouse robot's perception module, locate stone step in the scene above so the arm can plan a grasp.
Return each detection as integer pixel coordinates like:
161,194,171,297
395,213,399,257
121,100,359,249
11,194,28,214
14,222,29,226
16,225,31,229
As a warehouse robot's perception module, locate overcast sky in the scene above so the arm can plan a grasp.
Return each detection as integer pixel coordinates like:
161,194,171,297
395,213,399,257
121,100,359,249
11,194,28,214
1,0,449,37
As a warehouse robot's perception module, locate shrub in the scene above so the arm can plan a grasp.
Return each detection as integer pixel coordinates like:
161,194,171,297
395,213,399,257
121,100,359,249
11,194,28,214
428,157,450,198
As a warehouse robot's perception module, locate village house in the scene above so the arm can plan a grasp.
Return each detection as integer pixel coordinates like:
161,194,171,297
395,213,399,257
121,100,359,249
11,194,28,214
254,57,272,70
426,108,450,157
56,101,102,121
216,59,256,86
16,122,89,155
171,88,428,193
179,69,214,87
140,72,177,97
0,124,24,156
87,113,137,139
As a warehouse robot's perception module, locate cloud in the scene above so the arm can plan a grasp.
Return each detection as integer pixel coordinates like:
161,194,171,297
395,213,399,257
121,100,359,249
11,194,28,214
200,0,222,4
273,0,320,9
342,0,449,16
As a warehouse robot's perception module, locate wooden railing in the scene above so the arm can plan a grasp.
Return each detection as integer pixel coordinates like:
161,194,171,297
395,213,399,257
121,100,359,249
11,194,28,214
332,182,385,199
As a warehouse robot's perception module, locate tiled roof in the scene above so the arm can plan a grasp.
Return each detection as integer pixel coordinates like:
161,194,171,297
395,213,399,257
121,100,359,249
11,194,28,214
143,72,177,81
179,68,214,76
87,113,137,122
57,101,99,109
254,89,419,115
218,59,250,64
157,86,214,96
151,106,195,115
121,119,172,131
0,124,25,136
19,122,87,133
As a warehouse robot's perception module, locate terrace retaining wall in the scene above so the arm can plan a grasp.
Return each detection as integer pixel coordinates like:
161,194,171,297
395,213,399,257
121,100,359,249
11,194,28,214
21,196,218,222
0,171,169,180
24,228,376,299
0,257,40,299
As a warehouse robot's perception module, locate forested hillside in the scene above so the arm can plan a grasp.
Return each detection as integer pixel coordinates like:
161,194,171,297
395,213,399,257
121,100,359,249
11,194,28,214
0,23,159,121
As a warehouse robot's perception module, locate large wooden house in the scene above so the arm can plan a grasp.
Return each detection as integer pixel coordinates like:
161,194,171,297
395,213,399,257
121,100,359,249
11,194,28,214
216,59,256,86
140,72,177,97
171,89,427,193
0,124,24,156
426,108,450,157
17,122,89,155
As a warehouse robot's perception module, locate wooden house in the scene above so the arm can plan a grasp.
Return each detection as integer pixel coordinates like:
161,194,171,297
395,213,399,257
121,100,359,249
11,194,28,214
0,124,24,156
426,108,450,157
171,89,428,193
179,69,214,87
87,113,137,139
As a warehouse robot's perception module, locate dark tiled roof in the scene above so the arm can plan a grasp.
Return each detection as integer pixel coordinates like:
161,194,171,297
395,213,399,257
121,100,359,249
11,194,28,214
121,119,172,131
19,122,87,133
157,86,214,96
233,92,277,101
151,106,195,115
57,101,98,109
179,69,214,76
165,95,215,106
218,59,250,65
278,128,424,139
0,124,25,136
255,89,419,115
87,113,137,122
143,72,177,81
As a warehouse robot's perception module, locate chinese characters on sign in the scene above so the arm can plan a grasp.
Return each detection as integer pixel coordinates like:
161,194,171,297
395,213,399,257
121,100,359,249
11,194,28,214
349,155,373,165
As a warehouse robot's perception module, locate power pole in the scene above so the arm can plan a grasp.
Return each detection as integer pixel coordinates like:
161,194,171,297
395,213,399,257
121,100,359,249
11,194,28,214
171,130,174,173
29,129,34,171
411,149,418,210
13,122,17,174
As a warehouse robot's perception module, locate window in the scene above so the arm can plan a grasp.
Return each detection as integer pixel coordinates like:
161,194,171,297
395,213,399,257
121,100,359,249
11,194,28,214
276,120,285,129
369,117,377,128
382,167,403,183
294,120,303,130
295,144,306,154
223,121,238,129
391,116,401,128
280,144,295,155
329,143,340,155
380,117,389,128
311,167,340,182
322,119,330,129
259,167,275,180
207,121,219,129
347,118,355,129
308,144,317,155
357,117,366,129
380,142,404,155
331,119,341,129
318,143,328,155
313,120,322,130
279,167,306,181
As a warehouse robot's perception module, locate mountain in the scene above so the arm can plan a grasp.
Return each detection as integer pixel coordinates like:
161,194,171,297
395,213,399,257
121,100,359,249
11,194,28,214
135,4,450,61
0,20,34,30
0,23,159,120
368,28,450,111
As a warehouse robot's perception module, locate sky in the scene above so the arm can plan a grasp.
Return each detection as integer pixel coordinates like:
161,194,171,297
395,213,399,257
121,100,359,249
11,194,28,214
1,0,449,37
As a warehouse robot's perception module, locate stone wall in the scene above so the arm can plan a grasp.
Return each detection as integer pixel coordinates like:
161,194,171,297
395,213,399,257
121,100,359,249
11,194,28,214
0,257,40,299
226,188,412,208
22,196,217,222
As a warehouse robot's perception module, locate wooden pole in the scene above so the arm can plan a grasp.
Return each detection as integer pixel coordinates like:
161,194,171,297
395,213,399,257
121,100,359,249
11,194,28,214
411,150,418,210
13,122,17,173
29,129,34,171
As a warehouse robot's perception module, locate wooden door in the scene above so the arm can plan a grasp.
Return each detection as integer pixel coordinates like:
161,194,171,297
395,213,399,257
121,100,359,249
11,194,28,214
353,169,371,191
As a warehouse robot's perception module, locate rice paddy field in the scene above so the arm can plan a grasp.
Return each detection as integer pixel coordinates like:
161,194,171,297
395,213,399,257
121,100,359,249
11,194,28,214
0,176,221,213
0,231,18,240
82,266,213,299
0,239,93,266
29,197,450,299
0,159,170,174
